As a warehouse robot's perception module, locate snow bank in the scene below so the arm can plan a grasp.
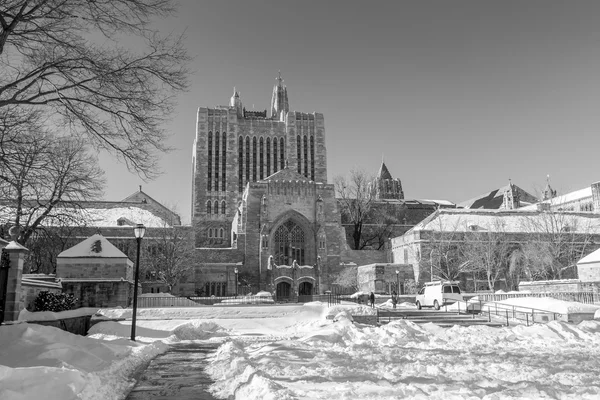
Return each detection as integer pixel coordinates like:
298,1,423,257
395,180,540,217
18,307,100,322
0,323,167,400
206,316,600,399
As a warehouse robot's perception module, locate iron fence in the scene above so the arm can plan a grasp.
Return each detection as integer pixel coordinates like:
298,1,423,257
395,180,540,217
475,291,598,305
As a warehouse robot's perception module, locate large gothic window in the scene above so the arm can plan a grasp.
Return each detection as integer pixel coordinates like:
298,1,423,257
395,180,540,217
259,137,264,180
252,137,257,182
214,132,219,191
207,131,212,191
238,136,243,192
245,136,250,187
273,220,306,265
296,135,301,174
222,132,226,190
310,135,315,181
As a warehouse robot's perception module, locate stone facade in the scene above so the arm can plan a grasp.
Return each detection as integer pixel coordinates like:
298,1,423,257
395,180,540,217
191,75,327,249
357,263,414,294
56,234,135,308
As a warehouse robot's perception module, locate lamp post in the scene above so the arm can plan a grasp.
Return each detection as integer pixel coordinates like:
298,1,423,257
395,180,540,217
234,267,238,298
130,223,146,341
395,270,400,294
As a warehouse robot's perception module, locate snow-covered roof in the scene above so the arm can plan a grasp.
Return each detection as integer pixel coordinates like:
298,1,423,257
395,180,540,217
577,247,600,265
0,205,169,228
520,187,593,211
57,234,128,258
407,208,600,235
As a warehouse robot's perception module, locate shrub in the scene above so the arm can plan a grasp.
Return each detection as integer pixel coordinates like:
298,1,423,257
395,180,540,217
33,291,77,312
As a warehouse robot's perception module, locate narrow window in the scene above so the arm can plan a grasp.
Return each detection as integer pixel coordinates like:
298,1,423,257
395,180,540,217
245,136,250,186
214,200,219,215
222,132,226,191
297,135,301,174
214,132,220,191
266,138,271,177
221,200,226,215
206,201,211,215
273,139,278,173
219,228,224,238
310,135,315,180
207,131,212,191
208,228,213,238
252,137,257,182
238,136,243,192
303,135,308,177
280,138,285,169
259,137,264,180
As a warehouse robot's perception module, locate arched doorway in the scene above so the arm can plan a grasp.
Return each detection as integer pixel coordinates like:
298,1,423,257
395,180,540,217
298,281,313,302
273,220,306,265
276,281,291,302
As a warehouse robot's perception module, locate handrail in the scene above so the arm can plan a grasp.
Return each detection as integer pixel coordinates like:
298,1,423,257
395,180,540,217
475,299,562,326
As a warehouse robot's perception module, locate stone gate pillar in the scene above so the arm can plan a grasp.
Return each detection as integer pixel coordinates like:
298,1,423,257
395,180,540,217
2,241,28,323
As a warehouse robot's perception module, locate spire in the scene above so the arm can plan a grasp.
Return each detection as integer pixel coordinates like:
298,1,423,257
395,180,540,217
543,174,557,201
230,86,243,117
270,70,289,120
377,161,393,180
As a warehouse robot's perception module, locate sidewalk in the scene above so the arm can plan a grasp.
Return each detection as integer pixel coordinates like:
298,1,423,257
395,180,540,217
126,342,220,400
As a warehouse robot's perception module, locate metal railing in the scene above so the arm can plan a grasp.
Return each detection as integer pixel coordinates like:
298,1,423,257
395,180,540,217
475,291,598,305
475,300,562,326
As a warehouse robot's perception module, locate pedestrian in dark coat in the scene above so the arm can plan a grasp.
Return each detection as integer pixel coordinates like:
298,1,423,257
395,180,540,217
369,292,375,308
391,291,397,309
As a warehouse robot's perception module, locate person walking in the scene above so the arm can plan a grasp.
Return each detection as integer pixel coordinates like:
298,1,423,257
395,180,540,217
391,291,397,309
369,292,375,308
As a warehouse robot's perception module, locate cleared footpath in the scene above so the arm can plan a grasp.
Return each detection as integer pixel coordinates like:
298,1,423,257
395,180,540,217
126,342,220,400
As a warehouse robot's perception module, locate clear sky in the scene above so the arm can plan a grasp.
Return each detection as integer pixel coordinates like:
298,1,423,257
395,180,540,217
99,0,600,223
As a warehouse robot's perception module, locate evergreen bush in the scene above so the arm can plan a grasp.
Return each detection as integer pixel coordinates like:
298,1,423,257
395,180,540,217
33,291,77,312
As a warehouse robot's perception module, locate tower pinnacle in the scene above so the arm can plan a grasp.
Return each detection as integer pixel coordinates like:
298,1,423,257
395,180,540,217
270,70,289,120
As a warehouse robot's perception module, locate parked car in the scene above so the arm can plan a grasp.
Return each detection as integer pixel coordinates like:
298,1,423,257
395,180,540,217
415,281,463,310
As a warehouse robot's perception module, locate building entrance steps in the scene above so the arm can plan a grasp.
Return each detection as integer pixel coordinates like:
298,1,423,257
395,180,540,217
126,342,220,400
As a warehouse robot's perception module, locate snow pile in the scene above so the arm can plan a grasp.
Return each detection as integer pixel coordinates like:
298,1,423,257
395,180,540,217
18,307,100,322
205,315,600,399
171,321,230,340
498,296,600,314
0,323,167,400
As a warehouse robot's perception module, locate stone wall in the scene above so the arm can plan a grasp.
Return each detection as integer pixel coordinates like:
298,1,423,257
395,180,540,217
61,280,132,308
57,258,133,281
357,263,414,294
519,280,585,293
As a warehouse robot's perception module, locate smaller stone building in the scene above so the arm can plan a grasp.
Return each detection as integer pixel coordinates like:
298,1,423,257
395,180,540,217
57,234,134,308
357,263,414,294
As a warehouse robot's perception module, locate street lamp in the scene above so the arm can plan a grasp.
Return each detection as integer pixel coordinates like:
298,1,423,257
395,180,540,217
395,270,400,294
130,223,146,341
234,267,238,298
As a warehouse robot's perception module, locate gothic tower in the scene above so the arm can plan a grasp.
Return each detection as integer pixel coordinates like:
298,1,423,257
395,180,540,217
192,73,327,248
270,71,289,121
371,161,404,200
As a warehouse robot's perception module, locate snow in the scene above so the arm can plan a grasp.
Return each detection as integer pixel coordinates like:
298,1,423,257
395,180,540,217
2,297,600,399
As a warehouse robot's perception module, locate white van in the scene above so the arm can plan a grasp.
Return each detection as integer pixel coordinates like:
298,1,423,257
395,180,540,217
415,281,463,310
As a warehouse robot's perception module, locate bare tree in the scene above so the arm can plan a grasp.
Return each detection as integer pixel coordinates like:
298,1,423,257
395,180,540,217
422,217,469,282
358,203,401,250
335,168,375,250
519,211,594,280
0,130,105,245
332,265,359,293
0,1,190,177
142,224,195,293
462,218,511,290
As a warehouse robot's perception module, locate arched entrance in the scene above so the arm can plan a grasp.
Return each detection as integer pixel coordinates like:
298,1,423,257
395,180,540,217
276,281,291,302
273,220,306,265
298,281,313,302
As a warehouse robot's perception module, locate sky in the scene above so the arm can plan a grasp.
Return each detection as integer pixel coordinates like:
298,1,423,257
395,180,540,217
2,298,600,399
99,1,600,223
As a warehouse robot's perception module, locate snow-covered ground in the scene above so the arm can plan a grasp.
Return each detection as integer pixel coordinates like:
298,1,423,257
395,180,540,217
1,298,600,399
